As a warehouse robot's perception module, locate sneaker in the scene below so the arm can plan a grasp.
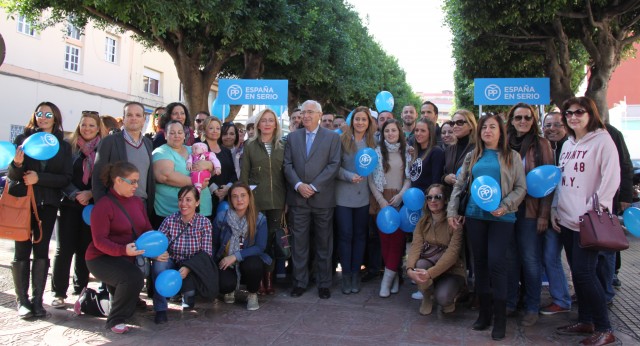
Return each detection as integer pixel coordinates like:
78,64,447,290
247,293,259,311
224,292,235,304
411,291,423,300
111,324,130,334
521,312,538,327
612,274,621,288
540,303,570,315
51,297,66,309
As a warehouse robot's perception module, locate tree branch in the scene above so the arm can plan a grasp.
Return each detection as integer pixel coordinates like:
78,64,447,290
585,0,605,30
621,32,640,46
82,6,148,43
621,13,640,33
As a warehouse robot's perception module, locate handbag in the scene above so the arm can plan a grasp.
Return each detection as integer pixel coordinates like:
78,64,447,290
107,195,151,276
457,174,471,216
579,193,629,252
419,241,447,266
273,214,291,260
0,180,43,243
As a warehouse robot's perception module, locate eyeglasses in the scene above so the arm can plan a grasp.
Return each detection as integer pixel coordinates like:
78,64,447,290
446,120,468,127
544,123,564,129
300,110,318,115
195,118,205,123
35,111,53,119
563,109,588,118
513,115,533,122
426,194,443,201
82,110,99,115
119,177,139,185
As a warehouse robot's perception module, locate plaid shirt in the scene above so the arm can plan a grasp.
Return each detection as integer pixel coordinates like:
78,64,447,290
159,212,213,264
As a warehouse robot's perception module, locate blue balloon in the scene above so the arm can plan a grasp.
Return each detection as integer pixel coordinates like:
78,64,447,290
402,187,425,211
375,91,394,113
376,206,401,234
399,206,422,233
155,269,183,298
346,109,354,126
210,99,230,120
334,128,343,135
355,147,378,176
22,132,60,160
471,176,501,212
82,204,94,225
526,165,562,198
0,141,16,169
623,207,640,237
217,201,230,213
135,231,169,258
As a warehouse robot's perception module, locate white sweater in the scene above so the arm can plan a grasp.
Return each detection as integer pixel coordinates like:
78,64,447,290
553,129,620,232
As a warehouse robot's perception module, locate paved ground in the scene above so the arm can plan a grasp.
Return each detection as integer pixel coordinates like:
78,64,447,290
0,236,639,345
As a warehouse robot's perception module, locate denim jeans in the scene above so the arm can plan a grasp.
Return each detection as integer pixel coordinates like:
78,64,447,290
596,250,616,302
560,226,611,331
506,209,542,313
542,228,571,309
152,258,193,312
466,218,514,301
335,205,369,275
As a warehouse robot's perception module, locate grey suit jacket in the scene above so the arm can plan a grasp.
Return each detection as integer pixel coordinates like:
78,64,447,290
92,131,155,216
284,126,341,209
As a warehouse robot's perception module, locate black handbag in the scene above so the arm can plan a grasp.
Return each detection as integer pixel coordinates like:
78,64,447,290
457,174,471,216
579,193,629,252
273,214,291,260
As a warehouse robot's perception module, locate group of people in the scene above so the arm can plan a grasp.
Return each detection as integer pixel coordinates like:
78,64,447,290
6,97,632,345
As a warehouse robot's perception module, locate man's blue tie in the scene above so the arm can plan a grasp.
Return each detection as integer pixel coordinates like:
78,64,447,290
306,132,315,156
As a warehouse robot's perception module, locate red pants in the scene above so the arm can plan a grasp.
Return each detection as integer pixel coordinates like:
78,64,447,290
378,229,405,271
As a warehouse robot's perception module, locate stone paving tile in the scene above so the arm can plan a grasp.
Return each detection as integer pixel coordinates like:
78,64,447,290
0,237,639,345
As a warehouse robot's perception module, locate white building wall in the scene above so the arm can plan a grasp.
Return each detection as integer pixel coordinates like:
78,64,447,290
0,8,202,142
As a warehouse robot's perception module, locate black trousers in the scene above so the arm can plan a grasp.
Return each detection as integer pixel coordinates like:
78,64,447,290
86,256,144,329
52,204,92,297
219,256,264,294
14,205,58,260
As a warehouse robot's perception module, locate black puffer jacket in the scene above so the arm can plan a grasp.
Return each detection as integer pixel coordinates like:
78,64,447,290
8,129,73,207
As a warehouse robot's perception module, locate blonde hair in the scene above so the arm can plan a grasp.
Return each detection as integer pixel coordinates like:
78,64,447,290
69,113,109,153
251,109,282,144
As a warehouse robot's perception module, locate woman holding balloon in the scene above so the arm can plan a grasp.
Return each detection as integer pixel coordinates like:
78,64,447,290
213,182,269,311
153,185,214,324
335,106,377,294
504,103,554,326
447,113,526,341
8,102,72,319
551,97,620,345
51,111,108,309
368,119,411,298
86,161,156,334
240,108,286,295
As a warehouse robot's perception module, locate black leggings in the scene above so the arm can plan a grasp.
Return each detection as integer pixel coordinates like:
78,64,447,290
219,256,264,294
52,204,92,297
14,205,58,261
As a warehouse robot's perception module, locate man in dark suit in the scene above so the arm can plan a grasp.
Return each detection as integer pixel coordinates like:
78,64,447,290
92,101,155,216
284,100,341,299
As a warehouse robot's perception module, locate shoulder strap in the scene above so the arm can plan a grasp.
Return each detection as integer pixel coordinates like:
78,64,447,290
28,185,43,244
106,194,138,240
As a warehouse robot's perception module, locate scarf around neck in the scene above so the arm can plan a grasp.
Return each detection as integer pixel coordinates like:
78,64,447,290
226,210,248,256
77,136,101,185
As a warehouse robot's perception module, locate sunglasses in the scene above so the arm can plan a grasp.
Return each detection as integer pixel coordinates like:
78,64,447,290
426,194,443,201
82,110,99,115
154,113,164,119
563,109,588,118
119,176,139,185
195,119,205,123
35,111,54,119
513,115,533,122
446,120,468,127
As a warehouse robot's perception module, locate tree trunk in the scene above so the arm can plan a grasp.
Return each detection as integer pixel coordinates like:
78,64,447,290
544,21,575,107
584,66,614,123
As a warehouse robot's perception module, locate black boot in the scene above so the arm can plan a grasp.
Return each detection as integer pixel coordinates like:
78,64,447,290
492,299,507,341
11,260,33,319
472,293,493,331
31,259,49,318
